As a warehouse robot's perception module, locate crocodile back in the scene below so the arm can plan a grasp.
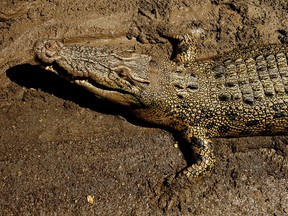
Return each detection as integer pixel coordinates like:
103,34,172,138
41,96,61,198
208,45,288,104
166,45,288,138
202,45,288,137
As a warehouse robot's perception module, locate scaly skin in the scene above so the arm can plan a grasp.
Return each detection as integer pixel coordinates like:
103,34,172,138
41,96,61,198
34,35,288,177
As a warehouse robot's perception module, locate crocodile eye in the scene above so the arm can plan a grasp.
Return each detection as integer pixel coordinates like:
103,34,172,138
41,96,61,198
119,68,129,77
114,65,131,78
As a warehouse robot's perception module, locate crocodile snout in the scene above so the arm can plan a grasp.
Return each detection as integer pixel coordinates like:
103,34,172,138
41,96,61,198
34,39,64,64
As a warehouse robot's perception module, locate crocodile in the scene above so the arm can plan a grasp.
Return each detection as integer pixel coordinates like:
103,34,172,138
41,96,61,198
34,35,288,177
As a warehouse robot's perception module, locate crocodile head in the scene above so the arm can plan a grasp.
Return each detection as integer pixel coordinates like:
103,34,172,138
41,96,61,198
34,40,167,108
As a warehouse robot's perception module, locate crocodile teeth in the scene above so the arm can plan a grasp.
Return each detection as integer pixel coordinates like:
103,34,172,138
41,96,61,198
45,65,57,73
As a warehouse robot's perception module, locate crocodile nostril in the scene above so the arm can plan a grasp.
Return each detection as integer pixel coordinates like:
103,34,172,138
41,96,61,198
45,41,58,52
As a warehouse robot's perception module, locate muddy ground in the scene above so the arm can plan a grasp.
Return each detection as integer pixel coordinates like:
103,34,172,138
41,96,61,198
0,0,288,215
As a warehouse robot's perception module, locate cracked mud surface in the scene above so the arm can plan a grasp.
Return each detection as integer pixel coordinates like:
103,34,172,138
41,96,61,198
0,0,288,215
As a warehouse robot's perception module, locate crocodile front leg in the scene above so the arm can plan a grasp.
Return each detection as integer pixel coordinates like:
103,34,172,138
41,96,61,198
170,34,197,64
182,127,216,177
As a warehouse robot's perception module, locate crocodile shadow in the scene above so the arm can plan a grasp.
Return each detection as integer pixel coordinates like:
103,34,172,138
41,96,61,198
6,64,195,167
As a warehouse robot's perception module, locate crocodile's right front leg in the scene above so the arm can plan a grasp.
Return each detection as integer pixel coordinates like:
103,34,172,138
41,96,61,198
181,127,216,177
